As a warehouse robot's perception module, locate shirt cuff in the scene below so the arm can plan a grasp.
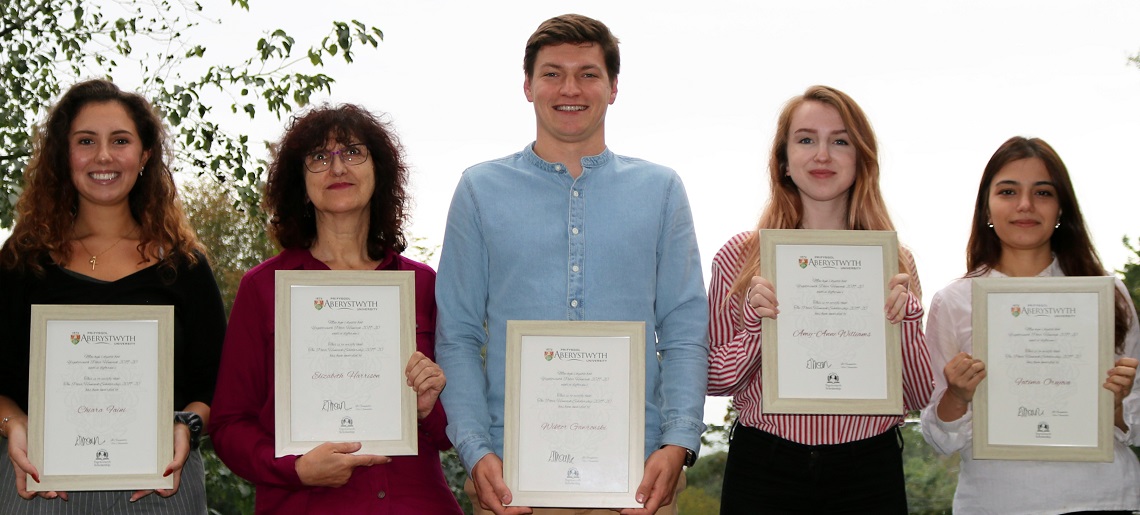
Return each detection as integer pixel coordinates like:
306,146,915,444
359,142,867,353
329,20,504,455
742,302,763,334
659,416,706,456
454,433,497,474
273,454,305,489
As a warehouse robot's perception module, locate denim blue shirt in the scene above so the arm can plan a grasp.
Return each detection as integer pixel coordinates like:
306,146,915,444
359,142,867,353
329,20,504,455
436,144,709,472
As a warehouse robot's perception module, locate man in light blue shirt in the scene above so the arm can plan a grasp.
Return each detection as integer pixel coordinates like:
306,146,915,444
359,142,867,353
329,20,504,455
435,14,708,515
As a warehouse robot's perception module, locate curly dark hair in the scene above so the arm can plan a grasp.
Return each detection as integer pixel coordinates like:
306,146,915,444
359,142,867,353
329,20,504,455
264,104,409,258
0,79,203,275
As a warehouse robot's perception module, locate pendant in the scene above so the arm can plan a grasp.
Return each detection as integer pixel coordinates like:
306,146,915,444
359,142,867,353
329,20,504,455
89,256,97,270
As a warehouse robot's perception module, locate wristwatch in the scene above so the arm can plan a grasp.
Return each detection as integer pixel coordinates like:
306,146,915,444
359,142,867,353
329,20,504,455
682,447,697,467
174,411,203,449
663,445,697,467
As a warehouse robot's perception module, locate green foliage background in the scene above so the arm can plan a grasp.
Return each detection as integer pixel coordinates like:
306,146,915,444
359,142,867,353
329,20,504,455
0,0,383,227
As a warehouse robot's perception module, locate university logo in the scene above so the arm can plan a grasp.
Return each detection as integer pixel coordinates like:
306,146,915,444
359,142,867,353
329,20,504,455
95,449,109,461
798,256,809,269
314,298,325,310
827,372,840,384
1011,305,1021,317
544,349,554,361
1037,421,1050,434
341,416,353,428
70,332,81,345
567,467,579,480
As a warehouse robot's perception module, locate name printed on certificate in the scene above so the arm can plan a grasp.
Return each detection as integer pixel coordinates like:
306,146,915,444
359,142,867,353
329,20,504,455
518,336,631,493
986,292,1100,447
289,285,404,443
775,244,888,400
43,320,159,476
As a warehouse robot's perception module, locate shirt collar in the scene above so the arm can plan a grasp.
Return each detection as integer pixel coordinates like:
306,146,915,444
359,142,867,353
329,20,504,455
986,255,1062,278
280,247,398,271
523,143,613,174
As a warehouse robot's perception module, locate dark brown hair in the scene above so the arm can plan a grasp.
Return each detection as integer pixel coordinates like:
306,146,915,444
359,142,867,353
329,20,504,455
264,104,409,258
0,79,203,275
967,136,1131,350
524,14,620,84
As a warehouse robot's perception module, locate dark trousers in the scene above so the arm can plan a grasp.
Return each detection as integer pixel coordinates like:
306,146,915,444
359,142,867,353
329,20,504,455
720,424,907,515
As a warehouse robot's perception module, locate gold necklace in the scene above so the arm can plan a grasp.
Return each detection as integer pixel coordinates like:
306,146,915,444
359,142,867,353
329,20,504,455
76,230,134,271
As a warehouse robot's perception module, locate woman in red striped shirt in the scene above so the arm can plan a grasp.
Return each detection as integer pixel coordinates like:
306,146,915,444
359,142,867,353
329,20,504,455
707,85,934,514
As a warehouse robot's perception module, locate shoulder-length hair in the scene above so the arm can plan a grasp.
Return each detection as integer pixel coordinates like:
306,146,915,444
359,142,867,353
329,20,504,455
728,85,915,301
967,136,1131,350
264,104,409,258
0,79,203,275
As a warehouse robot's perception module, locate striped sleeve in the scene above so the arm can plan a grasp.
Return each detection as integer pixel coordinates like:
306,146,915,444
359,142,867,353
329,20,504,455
900,293,935,412
707,232,764,397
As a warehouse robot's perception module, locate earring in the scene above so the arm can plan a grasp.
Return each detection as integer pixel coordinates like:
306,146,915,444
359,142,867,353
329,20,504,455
139,167,144,176
1055,220,1061,229
987,221,994,228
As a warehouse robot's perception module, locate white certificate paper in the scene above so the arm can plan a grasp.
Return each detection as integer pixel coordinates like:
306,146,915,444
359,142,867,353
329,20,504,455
972,277,1114,461
519,336,630,493
44,320,159,474
504,321,645,508
275,271,417,457
28,305,173,491
760,230,902,414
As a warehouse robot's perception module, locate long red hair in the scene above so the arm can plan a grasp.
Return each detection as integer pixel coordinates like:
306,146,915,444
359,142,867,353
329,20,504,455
728,85,916,302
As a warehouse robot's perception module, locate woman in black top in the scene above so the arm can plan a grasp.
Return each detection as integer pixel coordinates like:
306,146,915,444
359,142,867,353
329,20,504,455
0,79,225,514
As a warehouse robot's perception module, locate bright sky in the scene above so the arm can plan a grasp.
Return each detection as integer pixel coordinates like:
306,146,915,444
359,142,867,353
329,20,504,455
4,0,1140,431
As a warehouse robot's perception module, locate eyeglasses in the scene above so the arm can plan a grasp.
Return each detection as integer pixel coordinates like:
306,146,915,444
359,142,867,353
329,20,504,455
304,144,370,173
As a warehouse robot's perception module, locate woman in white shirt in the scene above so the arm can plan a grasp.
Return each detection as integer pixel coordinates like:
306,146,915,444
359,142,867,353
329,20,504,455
921,136,1140,514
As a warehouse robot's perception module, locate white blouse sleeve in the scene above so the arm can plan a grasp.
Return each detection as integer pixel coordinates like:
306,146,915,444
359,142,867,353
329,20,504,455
1115,279,1140,445
920,281,975,455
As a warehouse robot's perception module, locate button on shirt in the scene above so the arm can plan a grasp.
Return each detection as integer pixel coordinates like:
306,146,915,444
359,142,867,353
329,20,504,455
436,144,709,471
920,258,1140,514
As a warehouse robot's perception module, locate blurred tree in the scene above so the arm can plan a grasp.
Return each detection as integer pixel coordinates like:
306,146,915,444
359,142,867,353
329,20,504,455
201,437,255,515
440,449,473,514
1118,236,1140,315
0,0,383,226
901,422,956,514
182,178,278,316
682,450,726,507
676,485,720,514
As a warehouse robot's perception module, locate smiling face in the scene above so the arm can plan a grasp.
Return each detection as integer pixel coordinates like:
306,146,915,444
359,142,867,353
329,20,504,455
68,101,150,209
303,136,376,219
784,101,857,210
987,157,1060,256
524,42,617,154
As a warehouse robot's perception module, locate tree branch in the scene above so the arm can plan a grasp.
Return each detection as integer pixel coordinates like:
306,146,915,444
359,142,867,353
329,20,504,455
0,2,56,40
0,149,32,162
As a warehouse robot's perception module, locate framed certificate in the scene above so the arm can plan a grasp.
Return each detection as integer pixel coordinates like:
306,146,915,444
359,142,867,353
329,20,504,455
274,270,417,457
27,305,174,491
971,277,1114,462
759,229,902,414
503,321,646,508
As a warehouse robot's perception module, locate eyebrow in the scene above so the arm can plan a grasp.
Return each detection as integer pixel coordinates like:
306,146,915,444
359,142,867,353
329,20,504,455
792,128,848,135
71,129,136,136
994,179,1056,187
538,63,603,72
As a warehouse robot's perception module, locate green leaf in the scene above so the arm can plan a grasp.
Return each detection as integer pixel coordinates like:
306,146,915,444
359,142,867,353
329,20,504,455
0,2,385,229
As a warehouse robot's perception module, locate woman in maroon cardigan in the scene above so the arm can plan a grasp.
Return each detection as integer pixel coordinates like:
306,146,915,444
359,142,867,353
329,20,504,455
209,104,462,514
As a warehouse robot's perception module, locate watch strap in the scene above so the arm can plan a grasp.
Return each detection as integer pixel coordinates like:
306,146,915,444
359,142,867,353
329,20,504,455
174,411,203,449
